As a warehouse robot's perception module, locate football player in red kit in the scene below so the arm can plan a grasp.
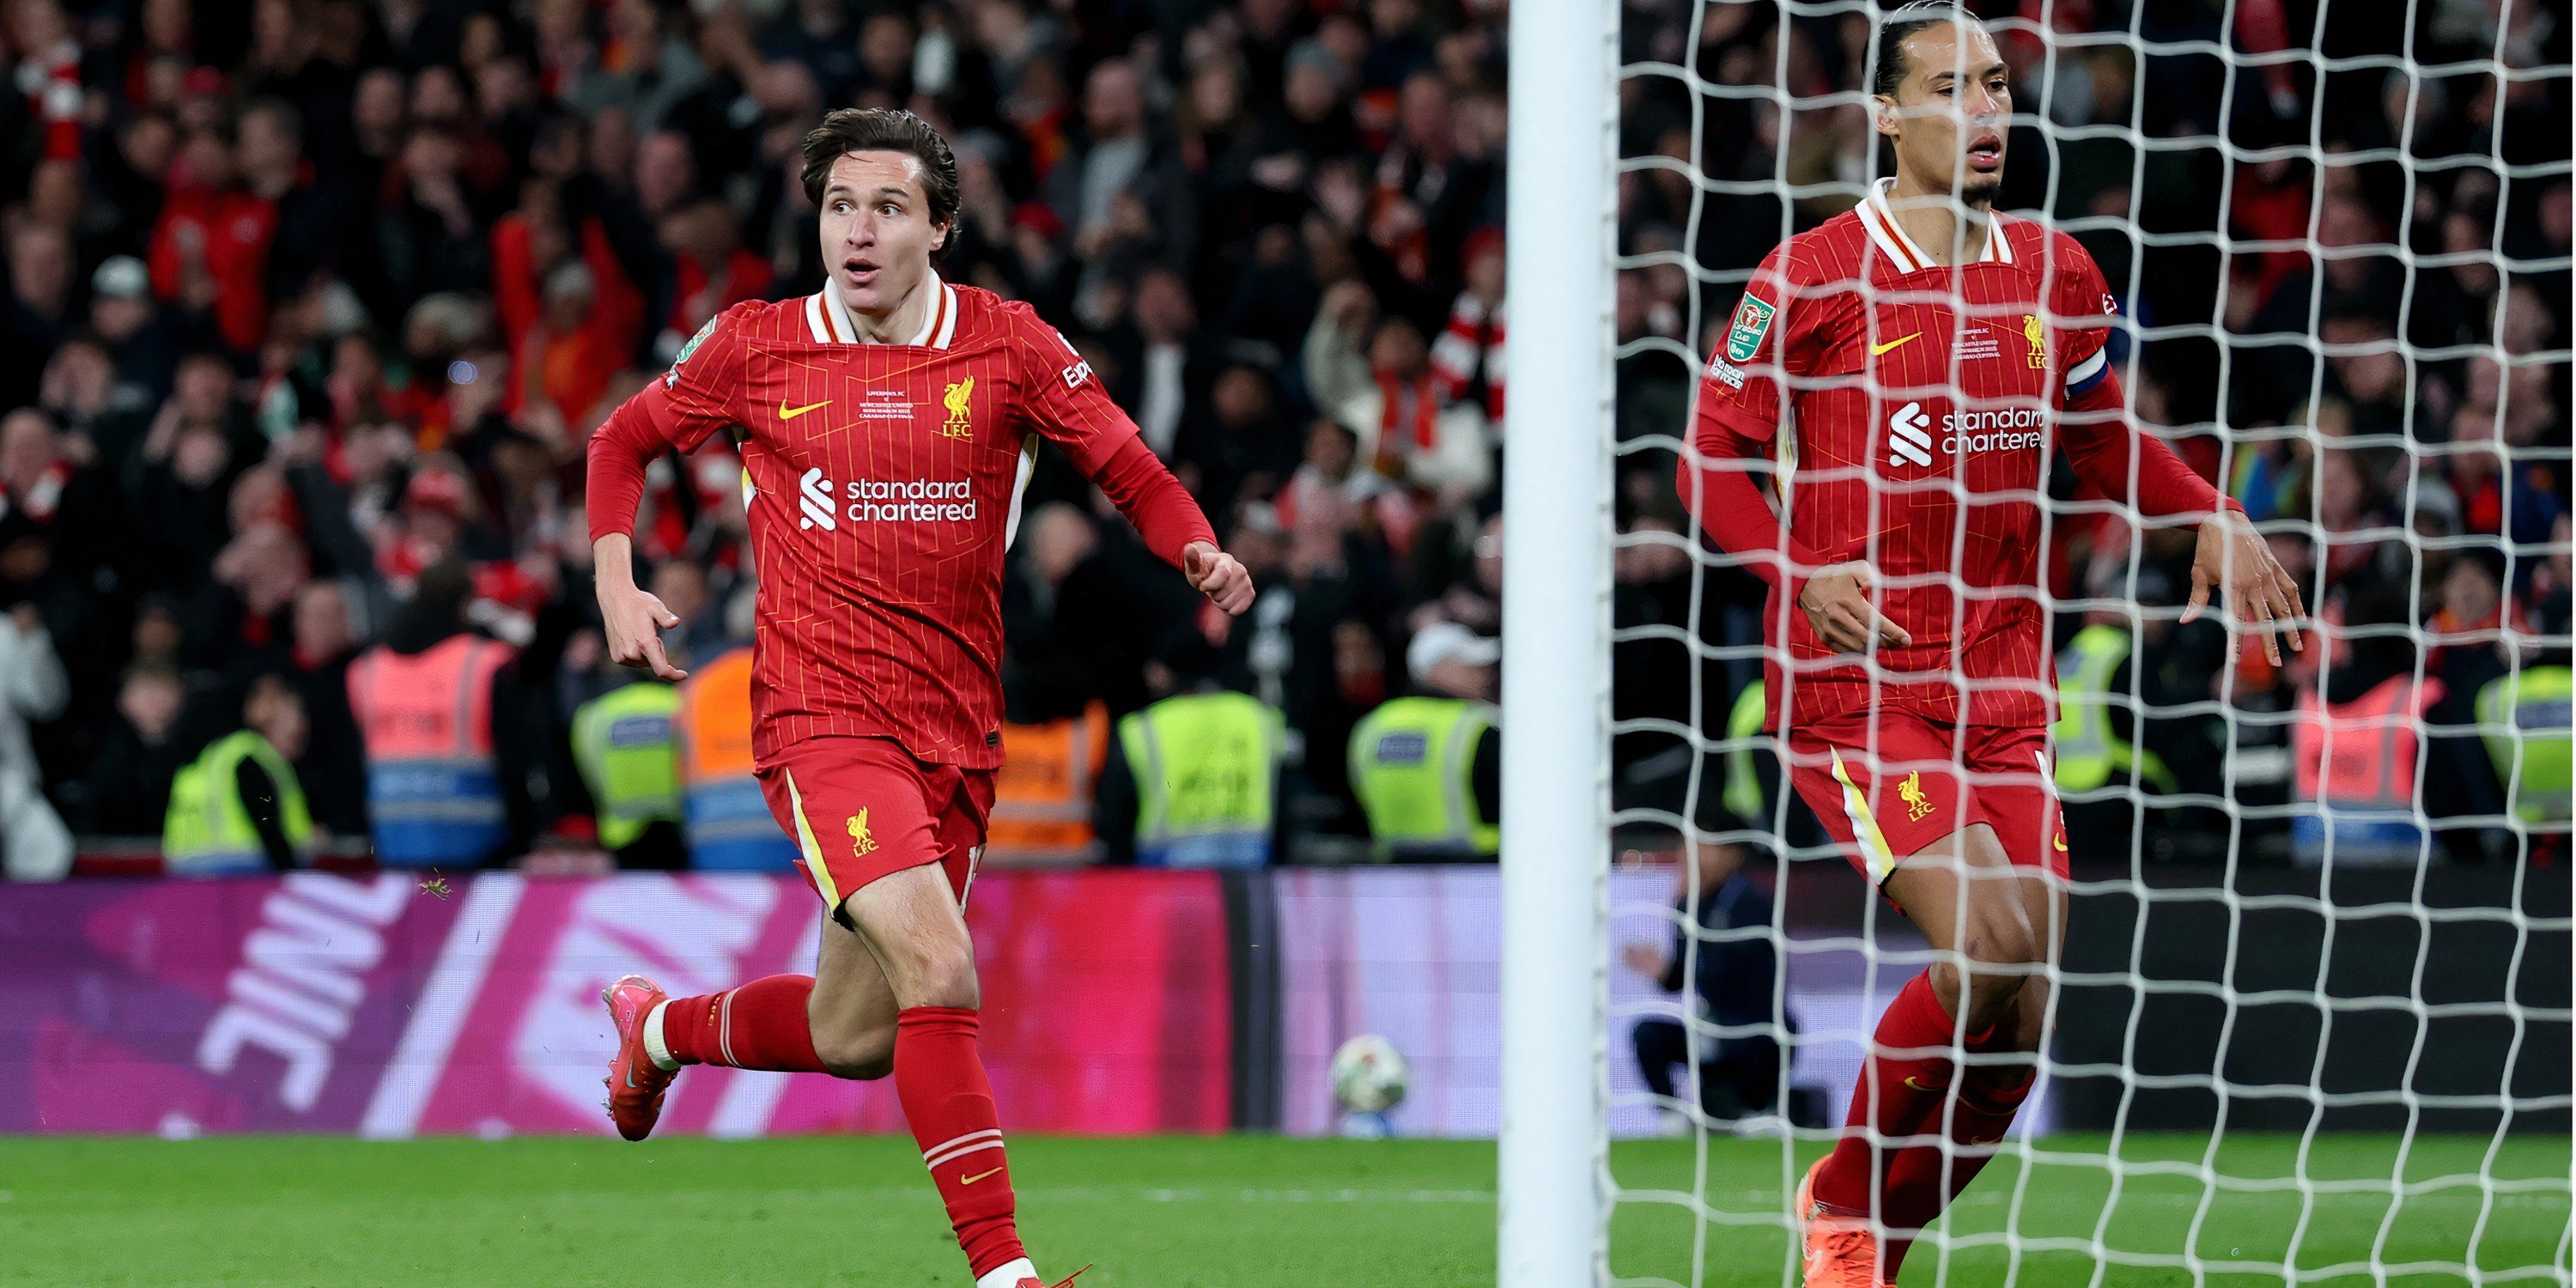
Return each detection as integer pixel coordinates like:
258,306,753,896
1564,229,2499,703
586,108,1250,1288
1678,5,2304,1284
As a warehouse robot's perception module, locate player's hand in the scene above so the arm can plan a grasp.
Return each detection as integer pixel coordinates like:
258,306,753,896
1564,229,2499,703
1183,541,1255,615
1797,560,1911,653
2184,509,2306,666
600,583,689,681
1620,942,1666,981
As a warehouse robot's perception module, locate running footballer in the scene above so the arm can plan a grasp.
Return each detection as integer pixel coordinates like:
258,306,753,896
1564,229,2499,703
586,108,1250,1288
1678,5,2303,1284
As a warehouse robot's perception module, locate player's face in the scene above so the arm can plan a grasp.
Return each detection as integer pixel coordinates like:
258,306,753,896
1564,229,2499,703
817,149,951,315
1878,21,2010,205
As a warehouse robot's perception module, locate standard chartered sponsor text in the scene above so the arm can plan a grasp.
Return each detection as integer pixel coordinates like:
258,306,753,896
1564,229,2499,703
1942,405,2045,455
845,477,978,522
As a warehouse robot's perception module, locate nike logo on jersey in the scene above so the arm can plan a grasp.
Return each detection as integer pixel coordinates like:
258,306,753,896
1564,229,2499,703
2054,832,2069,853
1870,332,1921,356
961,1165,1005,1185
781,399,830,420
1903,1075,1949,1093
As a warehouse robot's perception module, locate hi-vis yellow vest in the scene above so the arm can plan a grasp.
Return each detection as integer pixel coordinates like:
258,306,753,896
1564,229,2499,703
1116,691,1281,867
2476,665,2573,823
1349,697,1499,858
164,730,313,874
2051,624,2174,795
1723,680,1768,823
572,681,683,849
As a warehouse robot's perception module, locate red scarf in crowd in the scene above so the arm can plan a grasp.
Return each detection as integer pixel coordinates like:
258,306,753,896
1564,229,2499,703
1373,369,1442,476
1431,295,1505,423
16,38,81,160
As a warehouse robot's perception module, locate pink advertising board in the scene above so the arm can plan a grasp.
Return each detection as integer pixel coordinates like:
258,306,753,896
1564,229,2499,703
0,871,1231,1137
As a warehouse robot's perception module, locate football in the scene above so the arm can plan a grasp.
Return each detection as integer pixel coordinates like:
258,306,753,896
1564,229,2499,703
1329,1035,1411,1114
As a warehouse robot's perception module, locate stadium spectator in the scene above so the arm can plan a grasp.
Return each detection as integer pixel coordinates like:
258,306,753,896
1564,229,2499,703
346,561,530,868
161,671,312,874
1625,832,1797,1133
85,254,180,407
0,601,70,879
1096,629,1286,867
67,665,185,838
284,580,368,837
1,223,76,408
568,669,684,870
672,641,794,870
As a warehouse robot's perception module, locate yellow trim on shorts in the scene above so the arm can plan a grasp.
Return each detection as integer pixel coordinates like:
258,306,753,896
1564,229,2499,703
1828,748,1900,884
784,769,842,910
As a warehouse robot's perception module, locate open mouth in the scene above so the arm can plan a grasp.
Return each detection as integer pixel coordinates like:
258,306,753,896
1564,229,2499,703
1966,133,2003,172
842,258,879,283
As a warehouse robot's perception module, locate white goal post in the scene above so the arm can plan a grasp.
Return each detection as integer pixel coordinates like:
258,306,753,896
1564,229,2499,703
1496,0,1619,1283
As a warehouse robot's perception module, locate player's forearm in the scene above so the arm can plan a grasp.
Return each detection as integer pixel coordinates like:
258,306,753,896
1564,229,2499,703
585,388,667,548
592,533,638,591
1677,427,1831,589
2061,372,2235,519
1088,434,1218,568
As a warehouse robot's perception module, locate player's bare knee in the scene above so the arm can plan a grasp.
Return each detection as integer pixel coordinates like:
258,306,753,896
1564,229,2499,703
901,938,981,1010
1946,920,2040,1026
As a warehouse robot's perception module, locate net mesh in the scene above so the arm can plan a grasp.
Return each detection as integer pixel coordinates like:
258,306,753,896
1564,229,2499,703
1602,2,2574,1283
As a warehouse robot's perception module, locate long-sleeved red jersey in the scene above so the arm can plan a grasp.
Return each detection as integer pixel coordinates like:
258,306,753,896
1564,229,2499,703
589,274,1216,771
1680,179,2230,734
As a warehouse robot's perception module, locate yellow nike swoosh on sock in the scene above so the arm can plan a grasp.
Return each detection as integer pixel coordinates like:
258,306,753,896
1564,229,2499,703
961,1165,1005,1185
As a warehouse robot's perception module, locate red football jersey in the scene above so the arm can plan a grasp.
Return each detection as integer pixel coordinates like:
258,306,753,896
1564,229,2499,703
635,274,1137,770
1693,179,2208,732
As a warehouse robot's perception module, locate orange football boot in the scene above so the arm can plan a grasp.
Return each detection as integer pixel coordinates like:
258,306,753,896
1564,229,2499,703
1795,1157,1887,1288
600,974,675,1141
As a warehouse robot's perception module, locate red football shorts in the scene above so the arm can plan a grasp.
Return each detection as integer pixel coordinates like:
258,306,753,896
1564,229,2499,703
756,735,997,916
1784,712,2067,885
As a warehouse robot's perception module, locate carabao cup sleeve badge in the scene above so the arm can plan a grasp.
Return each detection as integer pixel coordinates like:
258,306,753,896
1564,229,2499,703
666,315,720,387
1725,294,1777,364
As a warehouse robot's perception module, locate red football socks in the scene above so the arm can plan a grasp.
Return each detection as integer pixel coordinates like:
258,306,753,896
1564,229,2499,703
1811,969,1965,1214
1879,1060,2035,1275
896,1005,1025,1279
657,975,827,1072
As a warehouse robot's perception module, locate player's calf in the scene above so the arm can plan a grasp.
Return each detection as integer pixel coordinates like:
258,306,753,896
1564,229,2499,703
844,864,1030,1281
809,1010,896,1079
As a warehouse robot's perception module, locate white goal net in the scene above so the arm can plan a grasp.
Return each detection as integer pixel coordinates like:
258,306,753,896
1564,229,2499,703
1578,1,2576,1285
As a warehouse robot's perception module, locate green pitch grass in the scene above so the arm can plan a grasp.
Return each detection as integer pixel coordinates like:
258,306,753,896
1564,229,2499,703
0,1133,2562,1286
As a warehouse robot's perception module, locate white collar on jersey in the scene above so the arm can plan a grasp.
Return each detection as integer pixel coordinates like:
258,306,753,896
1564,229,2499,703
805,270,959,348
1854,176,2014,271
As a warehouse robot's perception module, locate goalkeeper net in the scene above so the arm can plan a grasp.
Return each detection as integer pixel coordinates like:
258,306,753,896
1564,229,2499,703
1591,1,2575,1284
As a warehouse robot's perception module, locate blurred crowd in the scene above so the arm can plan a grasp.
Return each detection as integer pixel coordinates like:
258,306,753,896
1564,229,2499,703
0,0,2561,877
0,0,1516,875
